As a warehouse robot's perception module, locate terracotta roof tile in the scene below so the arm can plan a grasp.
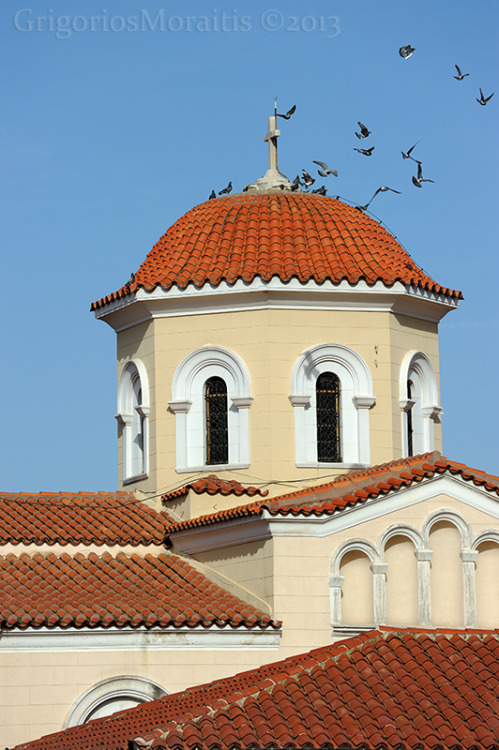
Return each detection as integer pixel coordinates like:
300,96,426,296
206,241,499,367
0,551,278,630
163,475,268,502
13,628,499,750
91,193,462,310
167,452,499,534
0,491,171,546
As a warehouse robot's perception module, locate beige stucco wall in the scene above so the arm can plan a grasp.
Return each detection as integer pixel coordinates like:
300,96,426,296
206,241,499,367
2,491,497,746
192,492,499,647
117,306,441,502
0,646,285,747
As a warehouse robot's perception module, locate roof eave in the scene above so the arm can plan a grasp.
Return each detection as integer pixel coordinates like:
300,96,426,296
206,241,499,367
94,278,460,332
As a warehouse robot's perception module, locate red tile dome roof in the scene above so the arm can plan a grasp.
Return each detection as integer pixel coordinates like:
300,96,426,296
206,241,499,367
92,192,461,309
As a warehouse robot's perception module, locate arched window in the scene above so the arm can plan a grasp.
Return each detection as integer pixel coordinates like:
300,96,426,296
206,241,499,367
406,379,414,457
290,343,375,467
64,676,167,728
205,376,228,465
169,346,253,472
316,372,341,462
116,360,150,483
399,351,441,456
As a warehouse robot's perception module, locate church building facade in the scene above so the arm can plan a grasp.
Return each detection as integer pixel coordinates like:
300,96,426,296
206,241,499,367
1,117,498,749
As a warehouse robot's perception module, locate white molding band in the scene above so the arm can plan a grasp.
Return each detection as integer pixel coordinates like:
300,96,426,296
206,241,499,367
171,474,499,554
95,278,459,333
0,625,281,652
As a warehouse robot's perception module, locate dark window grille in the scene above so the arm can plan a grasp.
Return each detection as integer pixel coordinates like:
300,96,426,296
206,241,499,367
205,377,229,465
316,372,341,462
407,379,414,457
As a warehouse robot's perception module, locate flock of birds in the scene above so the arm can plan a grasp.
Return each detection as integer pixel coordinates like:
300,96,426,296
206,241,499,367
208,44,494,212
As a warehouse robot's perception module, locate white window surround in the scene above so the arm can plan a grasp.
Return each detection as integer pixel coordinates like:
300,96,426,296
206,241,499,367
399,351,441,457
169,346,253,472
289,343,375,467
64,675,167,728
116,359,150,483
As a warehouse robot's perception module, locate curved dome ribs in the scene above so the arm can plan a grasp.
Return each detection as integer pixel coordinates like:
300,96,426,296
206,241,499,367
91,193,462,310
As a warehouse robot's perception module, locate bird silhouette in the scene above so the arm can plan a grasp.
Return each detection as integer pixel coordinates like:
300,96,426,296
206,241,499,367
369,186,401,203
399,45,415,59
412,163,434,188
218,181,232,195
290,175,303,191
311,185,327,195
301,169,315,188
401,142,419,161
476,88,494,105
354,146,375,156
125,272,135,287
277,105,296,120
355,122,371,139
453,65,469,81
313,160,338,177
208,190,216,200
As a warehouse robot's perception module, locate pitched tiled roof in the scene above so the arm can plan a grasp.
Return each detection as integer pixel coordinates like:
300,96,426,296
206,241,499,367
163,475,269,502
13,629,499,750
0,491,171,546
167,452,499,534
1,551,278,630
91,193,462,310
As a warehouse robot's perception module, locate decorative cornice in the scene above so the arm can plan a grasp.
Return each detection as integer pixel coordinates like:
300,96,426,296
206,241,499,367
0,625,281,652
171,474,499,554
95,278,459,332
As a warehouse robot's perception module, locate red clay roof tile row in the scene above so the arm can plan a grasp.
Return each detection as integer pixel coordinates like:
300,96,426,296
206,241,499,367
13,629,499,750
166,452,499,534
0,492,171,546
162,475,269,502
1,551,278,630
91,193,462,310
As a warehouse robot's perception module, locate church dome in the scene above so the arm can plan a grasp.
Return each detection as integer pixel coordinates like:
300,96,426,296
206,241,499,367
92,192,461,309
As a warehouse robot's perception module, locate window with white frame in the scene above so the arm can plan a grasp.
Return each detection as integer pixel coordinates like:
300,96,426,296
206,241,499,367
289,343,375,467
169,346,253,472
116,360,150,483
64,675,166,727
399,351,441,457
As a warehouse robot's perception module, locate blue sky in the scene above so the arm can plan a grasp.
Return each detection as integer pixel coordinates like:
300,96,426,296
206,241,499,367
1,0,497,491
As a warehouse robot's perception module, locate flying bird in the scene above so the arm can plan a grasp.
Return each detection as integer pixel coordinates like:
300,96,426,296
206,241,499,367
311,185,327,195
355,122,371,139
290,175,303,191
208,189,216,200
476,88,494,105
277,104,296,120
412,163,434,188
453,65,469,81
401,142,419,161
369,186,401,203
354,146,375,156
399,45,415,59
301,169,315,188
313,160,338,177
218,181,232,195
